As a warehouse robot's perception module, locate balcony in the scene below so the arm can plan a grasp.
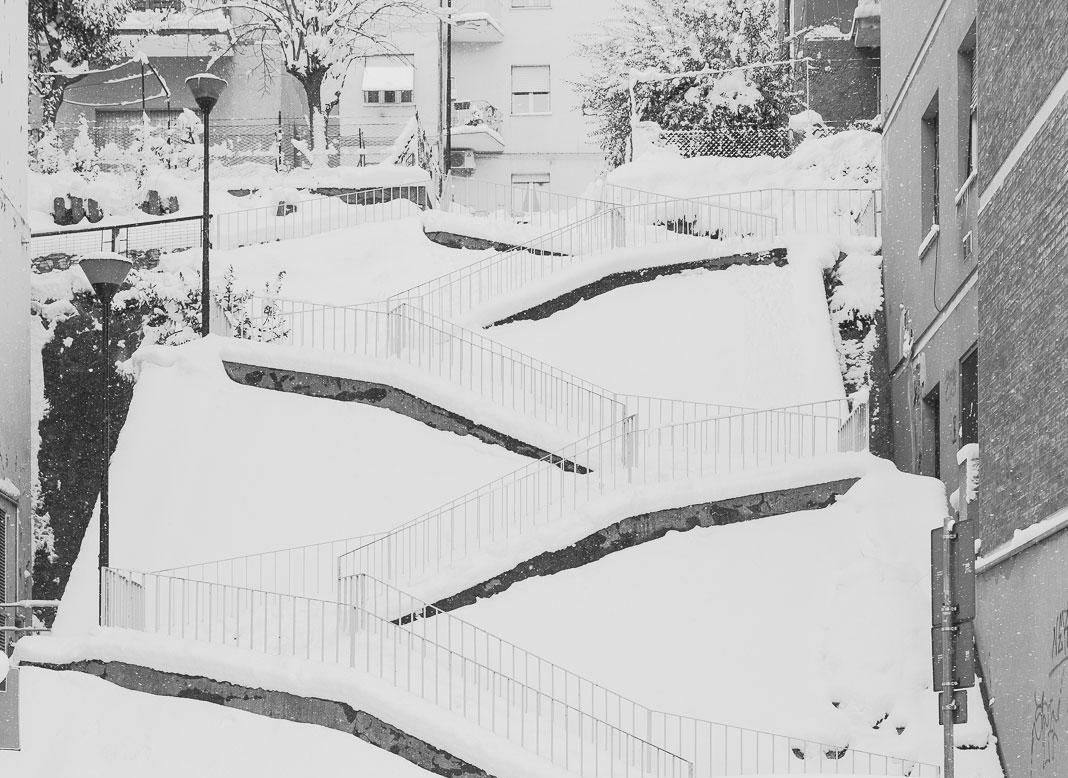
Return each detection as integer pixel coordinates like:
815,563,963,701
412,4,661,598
451,0,504,43
852,1,880,48
450,100,505,153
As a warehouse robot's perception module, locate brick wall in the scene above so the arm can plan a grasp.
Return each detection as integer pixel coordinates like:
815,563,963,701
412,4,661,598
978,1,1068,190
805,40,881,124
978,96,1068,548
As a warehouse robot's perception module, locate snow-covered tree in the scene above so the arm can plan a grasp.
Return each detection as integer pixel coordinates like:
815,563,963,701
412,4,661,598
575,0,799,166
192,0,433,159
29,0,134,126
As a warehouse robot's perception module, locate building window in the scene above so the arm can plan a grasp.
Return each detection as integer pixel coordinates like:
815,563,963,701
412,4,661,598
512,66,551,114
362,55,415,106
958,28,977,185
364,89,413,105
921,384,941,480
512,173,550,214
921,93,940,239
960,347,978,447
511,0,551,6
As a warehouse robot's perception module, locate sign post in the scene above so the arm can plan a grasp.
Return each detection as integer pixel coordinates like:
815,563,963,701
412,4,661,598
931,517,977,778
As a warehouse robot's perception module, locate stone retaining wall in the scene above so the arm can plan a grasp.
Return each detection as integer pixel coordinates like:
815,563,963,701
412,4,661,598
487,248,788,327
223,361,589,471
26,660,494,778
422,478,857,615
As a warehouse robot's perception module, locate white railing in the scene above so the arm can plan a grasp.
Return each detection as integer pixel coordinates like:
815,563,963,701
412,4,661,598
440,175,610,232
337,400,865,591
240,297,626,440
155,533,387,600
100,567,692,778
99,563,935,778
212,184,431,250
343,574,940,778
390,199,774,323
836,400,869,454
602,185,881,238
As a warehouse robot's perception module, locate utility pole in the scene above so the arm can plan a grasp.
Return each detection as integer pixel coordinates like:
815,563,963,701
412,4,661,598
940,515,956,778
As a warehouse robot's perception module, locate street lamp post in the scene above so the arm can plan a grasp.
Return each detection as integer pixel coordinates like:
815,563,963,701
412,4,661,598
185,73,227,337
77,253,132,591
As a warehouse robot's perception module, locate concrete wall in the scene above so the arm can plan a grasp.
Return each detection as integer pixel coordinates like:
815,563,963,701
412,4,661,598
976,526,1068,778
879,0,944,110
0,0,31,602
804,39,880,124
880,0,977,499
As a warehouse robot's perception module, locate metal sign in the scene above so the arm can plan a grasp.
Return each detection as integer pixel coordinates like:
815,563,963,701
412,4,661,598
931,519,976,626
939,688,968,725
932,620,976,689
0,667,20,751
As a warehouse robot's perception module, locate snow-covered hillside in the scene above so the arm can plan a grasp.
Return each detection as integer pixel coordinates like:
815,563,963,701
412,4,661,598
107,338,530,573
442,464,1000,777
486,253,844,409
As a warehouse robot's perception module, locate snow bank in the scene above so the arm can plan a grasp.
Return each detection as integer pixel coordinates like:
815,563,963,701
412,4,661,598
445,465,1001,777
217,217,491,306
8,643,574,778
29,165,429,234
485,249,846,408
0,667,438,778
603,130,881,198
106,336,532,572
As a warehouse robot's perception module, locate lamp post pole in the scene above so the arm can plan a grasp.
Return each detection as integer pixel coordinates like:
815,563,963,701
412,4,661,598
201,107,211,336
185,73,227,337
77,253,132,616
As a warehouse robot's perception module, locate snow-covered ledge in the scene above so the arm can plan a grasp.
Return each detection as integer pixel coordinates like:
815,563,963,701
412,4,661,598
977,504,1068,573
954,170,978,206
918,223,940,259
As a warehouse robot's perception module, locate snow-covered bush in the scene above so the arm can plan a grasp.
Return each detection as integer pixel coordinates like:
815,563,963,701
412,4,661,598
217,266,291,343
68,117,99,175
576,0,801,166
30,127,65,175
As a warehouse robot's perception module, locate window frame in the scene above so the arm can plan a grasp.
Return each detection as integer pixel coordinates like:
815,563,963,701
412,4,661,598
511,65,552,116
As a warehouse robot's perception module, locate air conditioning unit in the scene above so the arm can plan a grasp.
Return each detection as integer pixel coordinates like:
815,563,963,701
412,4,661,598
449,150,476,172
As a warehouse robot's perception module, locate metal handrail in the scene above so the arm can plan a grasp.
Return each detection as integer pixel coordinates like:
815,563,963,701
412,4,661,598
100,567,694,778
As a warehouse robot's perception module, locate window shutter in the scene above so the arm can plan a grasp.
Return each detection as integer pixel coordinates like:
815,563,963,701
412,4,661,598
512,66,550,93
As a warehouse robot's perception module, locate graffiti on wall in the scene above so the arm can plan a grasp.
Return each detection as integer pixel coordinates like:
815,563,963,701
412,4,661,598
1030,603,1068,777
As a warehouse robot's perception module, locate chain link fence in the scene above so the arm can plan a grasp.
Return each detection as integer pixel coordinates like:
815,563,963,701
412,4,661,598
656,121,875,159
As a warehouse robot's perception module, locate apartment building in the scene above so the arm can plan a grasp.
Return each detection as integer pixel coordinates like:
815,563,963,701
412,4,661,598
1,0,31,606
781,0,880,124
969,4,1068,778
880,0,977,501
339,0,612,195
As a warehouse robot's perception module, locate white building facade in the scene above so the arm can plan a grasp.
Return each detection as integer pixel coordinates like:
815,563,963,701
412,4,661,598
0,0,31,606
339,0,614,196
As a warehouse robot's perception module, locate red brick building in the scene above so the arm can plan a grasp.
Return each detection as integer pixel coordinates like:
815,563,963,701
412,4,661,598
971,4,1068,778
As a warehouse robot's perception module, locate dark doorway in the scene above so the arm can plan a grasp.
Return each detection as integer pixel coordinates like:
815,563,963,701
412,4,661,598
921,384,941,479
960,347,978,447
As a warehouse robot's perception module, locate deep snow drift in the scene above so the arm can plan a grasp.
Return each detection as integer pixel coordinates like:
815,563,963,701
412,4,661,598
106,338,530,572
486,255,845,409
0,668,437,778
217,216,491,305
442,464,1001,778
603,130,881,198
